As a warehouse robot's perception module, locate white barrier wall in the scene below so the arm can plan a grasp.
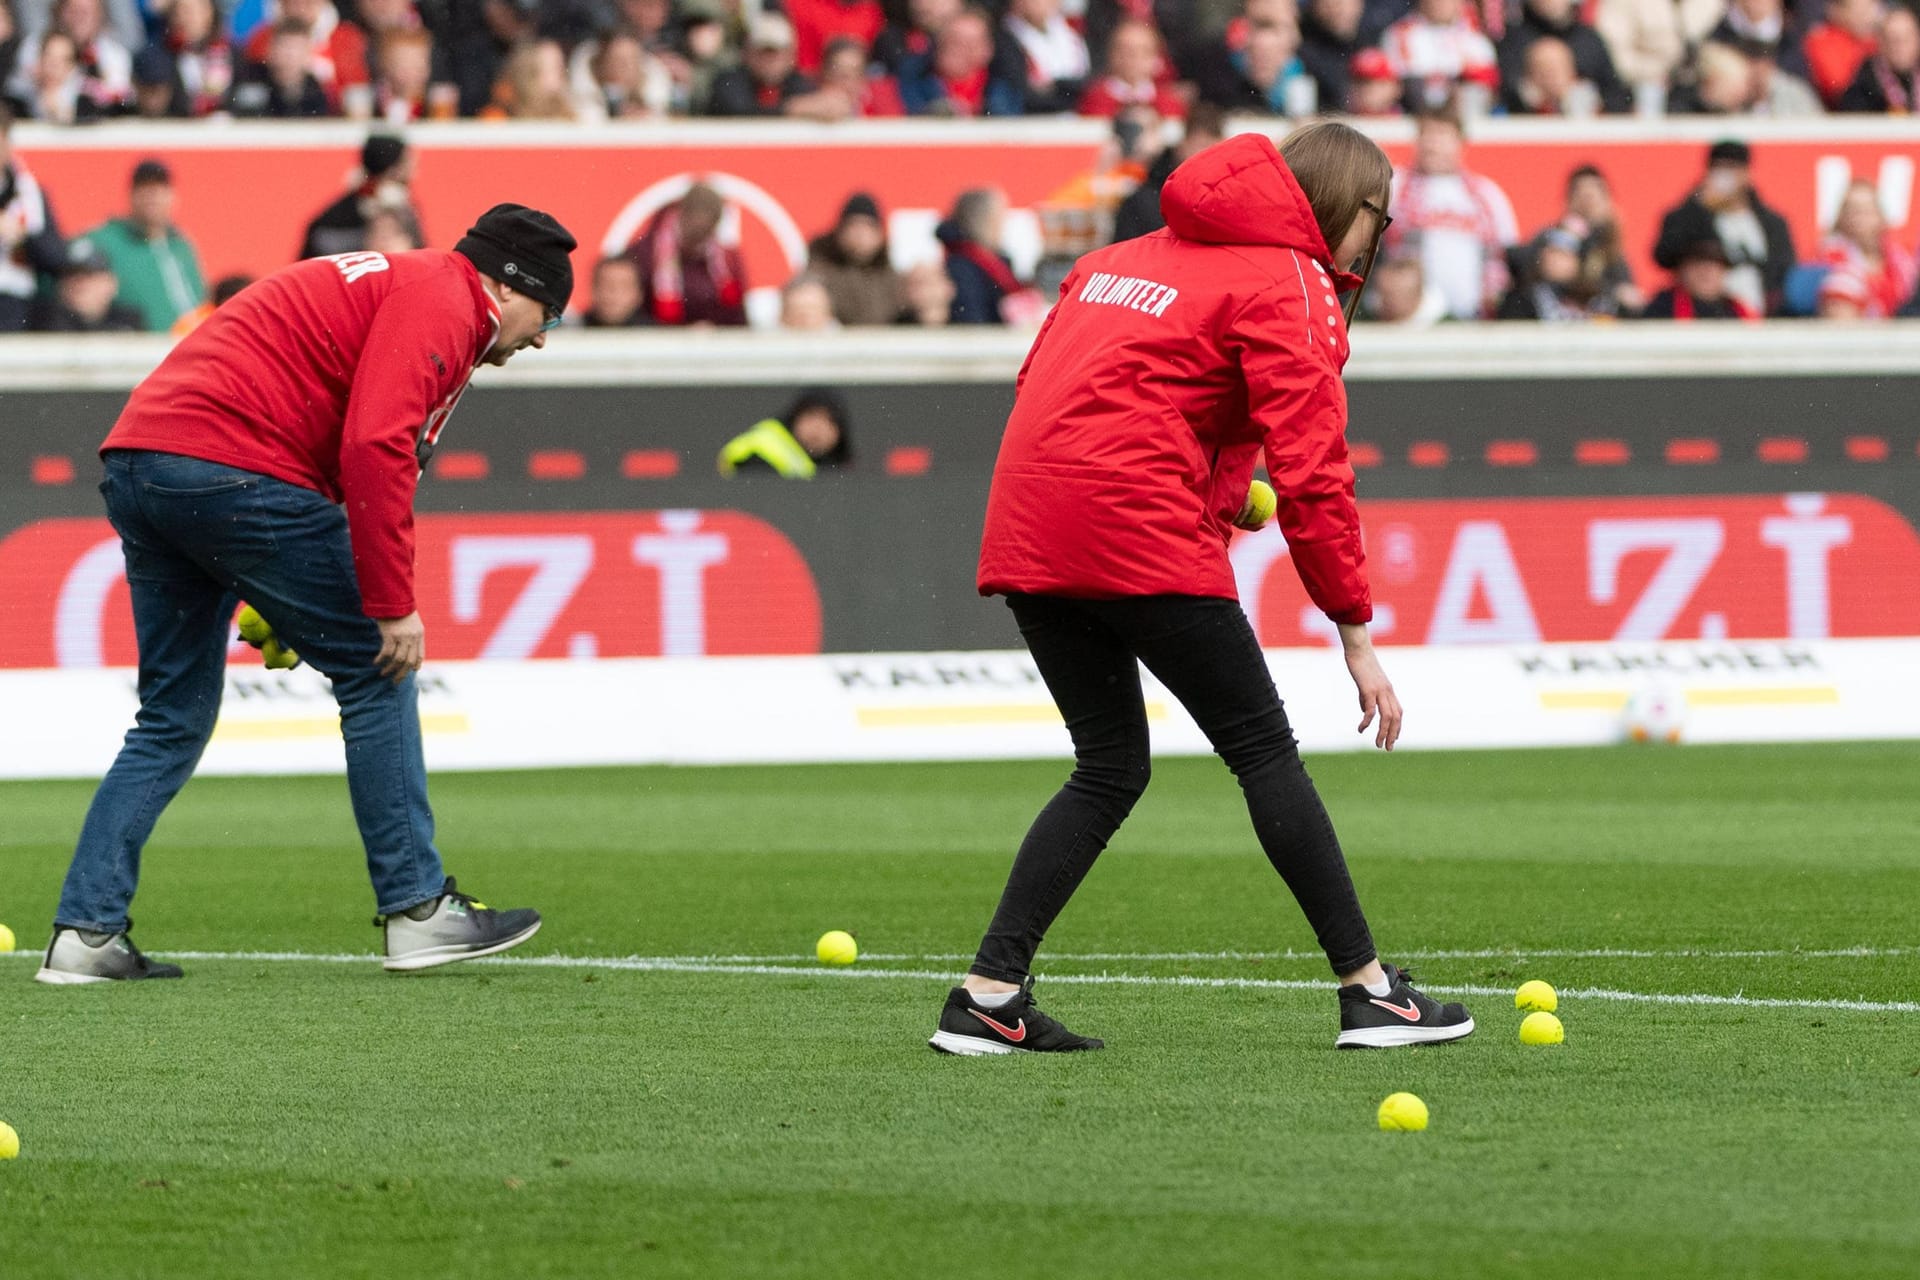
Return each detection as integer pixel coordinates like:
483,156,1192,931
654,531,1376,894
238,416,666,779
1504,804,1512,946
3,638,1914,779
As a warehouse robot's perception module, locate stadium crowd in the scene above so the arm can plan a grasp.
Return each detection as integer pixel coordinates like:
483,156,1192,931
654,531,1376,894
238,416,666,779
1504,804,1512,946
2,0,1917,334
0,0,1914,124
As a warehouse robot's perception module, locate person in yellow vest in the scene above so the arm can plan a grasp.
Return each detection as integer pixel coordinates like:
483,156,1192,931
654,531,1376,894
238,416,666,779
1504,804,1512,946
718,387,853,477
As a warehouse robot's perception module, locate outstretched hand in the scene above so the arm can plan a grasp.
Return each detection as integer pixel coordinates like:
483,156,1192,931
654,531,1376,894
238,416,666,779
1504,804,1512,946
1338,623,1402,751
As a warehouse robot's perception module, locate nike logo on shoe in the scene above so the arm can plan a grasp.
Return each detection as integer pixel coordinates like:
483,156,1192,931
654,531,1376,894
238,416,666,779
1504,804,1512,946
968,1009,1028,1042
1369,997,1423,1022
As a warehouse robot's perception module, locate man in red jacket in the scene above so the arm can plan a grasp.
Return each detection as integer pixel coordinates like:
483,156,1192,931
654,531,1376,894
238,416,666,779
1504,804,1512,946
36,204,575,986
930,124,1475,1056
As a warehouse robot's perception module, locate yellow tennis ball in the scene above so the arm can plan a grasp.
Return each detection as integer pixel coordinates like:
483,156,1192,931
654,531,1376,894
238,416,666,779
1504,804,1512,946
261,639,301,671
1377,1092,1428,1132
0,923,14,953
1515,980,1558,1014
1520,1011,1565,1045
1248,480,1276,524
236,604,274,647
0,1122,18,1160
816,930,857,966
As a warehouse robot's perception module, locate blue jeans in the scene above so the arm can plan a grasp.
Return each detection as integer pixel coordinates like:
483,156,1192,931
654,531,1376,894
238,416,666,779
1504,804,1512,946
56,450,447,932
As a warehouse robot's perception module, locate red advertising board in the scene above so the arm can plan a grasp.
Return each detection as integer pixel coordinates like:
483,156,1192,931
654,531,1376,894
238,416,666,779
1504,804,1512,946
0,511,822,669
14,123,1915,298
1234,493,1920,648
3,494,1916,669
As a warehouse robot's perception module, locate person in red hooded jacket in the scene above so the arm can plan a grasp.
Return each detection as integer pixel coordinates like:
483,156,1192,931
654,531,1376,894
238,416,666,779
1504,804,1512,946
928,122,1476,1057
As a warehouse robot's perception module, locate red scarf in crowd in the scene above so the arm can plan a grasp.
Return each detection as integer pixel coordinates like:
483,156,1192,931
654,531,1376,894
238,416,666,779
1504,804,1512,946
946,237,1023,295
646,206,743,324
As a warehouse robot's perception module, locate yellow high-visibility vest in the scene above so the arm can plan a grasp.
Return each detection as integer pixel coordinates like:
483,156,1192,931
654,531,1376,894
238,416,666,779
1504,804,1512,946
717,419,817,478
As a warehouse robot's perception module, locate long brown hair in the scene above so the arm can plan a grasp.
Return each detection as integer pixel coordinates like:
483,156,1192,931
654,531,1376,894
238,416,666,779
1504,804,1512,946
1278,120,1392,263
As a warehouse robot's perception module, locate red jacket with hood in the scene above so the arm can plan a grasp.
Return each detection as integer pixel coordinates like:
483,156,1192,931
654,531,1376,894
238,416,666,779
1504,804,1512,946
976,133,1373,626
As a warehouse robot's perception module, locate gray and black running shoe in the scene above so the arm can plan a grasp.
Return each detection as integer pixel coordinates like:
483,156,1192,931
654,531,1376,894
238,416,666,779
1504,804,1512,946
35,929,184,985
379,878,541,972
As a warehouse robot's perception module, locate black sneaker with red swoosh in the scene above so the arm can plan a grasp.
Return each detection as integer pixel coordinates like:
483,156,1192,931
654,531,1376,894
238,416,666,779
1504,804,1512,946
929,978,1105,1056
1335,963,1475,1049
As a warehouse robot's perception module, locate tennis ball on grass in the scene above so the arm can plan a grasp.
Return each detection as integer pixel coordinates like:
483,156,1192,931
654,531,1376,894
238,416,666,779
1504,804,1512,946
0,1122,18,1160
0,923,14,953
816,931,858,965
1515,980,1558,1013
1520,1011,1565,1045
1377,1092,1428,1132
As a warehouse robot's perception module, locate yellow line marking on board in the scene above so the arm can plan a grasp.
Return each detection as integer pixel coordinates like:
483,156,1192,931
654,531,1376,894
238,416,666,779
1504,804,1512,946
213,713,472,742
1538,687,1838,712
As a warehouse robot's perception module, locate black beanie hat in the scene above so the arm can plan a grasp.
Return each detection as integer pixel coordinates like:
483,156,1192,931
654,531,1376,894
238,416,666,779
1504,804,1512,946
362,133,407,178
838,192,882,225
455,204,578,312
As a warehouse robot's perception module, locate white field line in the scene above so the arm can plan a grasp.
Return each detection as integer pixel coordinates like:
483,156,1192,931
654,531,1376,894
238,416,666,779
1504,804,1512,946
663,947,1920,963
4,949,1916,1015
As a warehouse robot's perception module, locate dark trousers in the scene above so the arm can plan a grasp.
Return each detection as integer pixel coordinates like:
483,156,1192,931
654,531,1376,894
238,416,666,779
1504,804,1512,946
970,594,1378,982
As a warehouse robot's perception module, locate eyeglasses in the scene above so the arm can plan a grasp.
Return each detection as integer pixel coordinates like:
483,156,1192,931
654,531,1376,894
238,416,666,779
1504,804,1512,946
540,303,563,333
1362,199,1394,235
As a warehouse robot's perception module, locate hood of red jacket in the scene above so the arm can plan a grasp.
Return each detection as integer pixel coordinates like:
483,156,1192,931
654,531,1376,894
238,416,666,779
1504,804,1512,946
1162,134,1364,289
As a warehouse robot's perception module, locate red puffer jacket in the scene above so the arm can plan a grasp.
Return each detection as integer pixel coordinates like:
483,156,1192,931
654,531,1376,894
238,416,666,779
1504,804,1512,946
976,132,1373,625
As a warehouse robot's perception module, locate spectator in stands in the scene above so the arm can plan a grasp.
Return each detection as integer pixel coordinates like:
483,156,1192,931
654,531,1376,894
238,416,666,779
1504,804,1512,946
1815,179,1916,314
131,0,232,118
1593,0,1722,102
1838,2,1917,109
1640,239,1755,319
78,159,204,333
484,37,576,118
1560,164,1642,314
440,0,535,117
1346,46,1405,112
1497,224,1607,319
874,0,961,74
228,18,334,116
1707,0,1812,81
804,192,904,325
1364,253,1447,324
899,7,1024,115
1079,19,1185,116
1652,139,1794,315
672,0,738,115
24,0,132,115
707,13,817,115
584,254,647,326
1804,0,1885,106
896,258,956,324
1499,0,1631,112
1300,0,1363,114
626,182,749,325
1004,0,1090,113
718,387,853,476
0,101,64,332
793,35,905,117
1504,35,1605,114
940,186,1022,322
785,0,886,76
1385,102,1518,319
1198,12,1318,113
1111,102,1226,241
573,27,672,118
780,275,839,330
241,0,368,106
1814,267,1872,318
362,205,423,253
0,3,16,102
1673,38,1823,114
370,28,432,122
1380,0,1499,112
299,133,416,258
31,238,142,331
20,31,107,123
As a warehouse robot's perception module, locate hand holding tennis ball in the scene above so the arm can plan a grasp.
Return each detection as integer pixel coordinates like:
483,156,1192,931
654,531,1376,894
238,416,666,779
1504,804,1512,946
236,604,301,670
1234,480,1276,531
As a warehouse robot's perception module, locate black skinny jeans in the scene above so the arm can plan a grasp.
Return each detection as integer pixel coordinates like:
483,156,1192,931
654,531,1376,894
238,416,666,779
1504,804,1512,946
970,594,1378,982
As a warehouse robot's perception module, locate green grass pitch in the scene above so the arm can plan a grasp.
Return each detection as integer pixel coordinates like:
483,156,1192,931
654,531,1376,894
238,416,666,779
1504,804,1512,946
1,742,1917,1279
